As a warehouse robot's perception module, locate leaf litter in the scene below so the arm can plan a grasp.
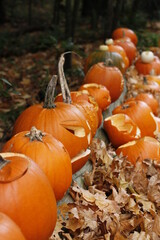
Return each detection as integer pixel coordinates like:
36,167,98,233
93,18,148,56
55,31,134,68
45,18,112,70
51,138,160,240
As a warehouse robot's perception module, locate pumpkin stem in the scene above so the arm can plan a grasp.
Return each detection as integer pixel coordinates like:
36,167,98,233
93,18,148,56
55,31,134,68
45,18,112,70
122,30,125,38
0,156,10,170
58,52,72,104
25,126,45,142
122,104,130,109
43,75,58,109
104,58,114,67
143,76,148,85
58,51,82,104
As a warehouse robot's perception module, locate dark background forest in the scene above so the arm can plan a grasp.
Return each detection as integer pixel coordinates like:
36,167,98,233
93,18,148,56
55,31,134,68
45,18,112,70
0,0,160,144
0,0,160,57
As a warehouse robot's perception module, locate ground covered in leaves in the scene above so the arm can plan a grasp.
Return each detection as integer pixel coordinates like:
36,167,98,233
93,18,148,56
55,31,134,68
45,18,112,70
52,138,160,240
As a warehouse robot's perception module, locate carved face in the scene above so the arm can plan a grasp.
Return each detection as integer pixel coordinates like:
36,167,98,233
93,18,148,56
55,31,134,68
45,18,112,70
12,102,92,158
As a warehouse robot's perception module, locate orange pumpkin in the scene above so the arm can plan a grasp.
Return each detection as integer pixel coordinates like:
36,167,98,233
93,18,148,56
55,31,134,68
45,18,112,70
127,93,159,116
78,83,111,111
112,100,157,137
103,113,141,148
145,75,160,85
0,152,57,240
55,90,100,136
12,77,91,159
112,27,138,45
84,62,124,102
116,137,160,165
2,127,72,201
71,148,91,174
135,54,160,75
154,116,160,132
133,78,160,93
0,212,26,240
114,37,137,65
105,39,129,69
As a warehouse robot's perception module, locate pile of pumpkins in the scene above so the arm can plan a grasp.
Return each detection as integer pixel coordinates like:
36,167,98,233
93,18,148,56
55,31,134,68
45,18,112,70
1,27,160,239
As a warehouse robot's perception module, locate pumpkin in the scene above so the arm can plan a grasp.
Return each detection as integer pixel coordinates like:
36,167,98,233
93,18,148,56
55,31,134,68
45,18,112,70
0,152,57,240
55,90,100,136
141,51,154,63
12,76,91,159
112,100,157,137
127,93,159,116
2,126,72,201
103,113,141,148
135,52,160,75
0,212,26,240
114,37,137,65
145,75,160,85
154,116,160,133
112,27,138,45
105,39,129,69
84,45,125,74
78,83,111,111
84,62,124,102
71,148,91,174
116,137,160,165
133,77,160,93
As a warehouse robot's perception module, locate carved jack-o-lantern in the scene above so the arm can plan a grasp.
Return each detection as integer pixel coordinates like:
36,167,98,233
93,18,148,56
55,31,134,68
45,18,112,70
12,76,92,159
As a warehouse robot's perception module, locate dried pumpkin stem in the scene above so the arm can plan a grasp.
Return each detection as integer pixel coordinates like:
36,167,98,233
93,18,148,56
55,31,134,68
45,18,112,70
143,76,148,85
43,75,58,109
58,52,72,104
0,156,10,170
25,126,45,142
104,58,114,67
122,104,130,109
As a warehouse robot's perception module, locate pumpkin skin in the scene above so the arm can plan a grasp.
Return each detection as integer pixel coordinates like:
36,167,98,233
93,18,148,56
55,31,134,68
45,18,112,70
55,91,100,136
154,116,160,132
12,102,91,159
127,93,159,116
84,47,125,74
0,212,26,240
84,62,124,102
112,27,138,45
71,148,91,174
114,37,137,65
145,75,160,85
116,137,160,165
105,40,129,69
103,113,141,148
135,55,160,75
134,79,160,93
0,152,57,240
78,83,111,111
2,127,72,201
112,100,157,137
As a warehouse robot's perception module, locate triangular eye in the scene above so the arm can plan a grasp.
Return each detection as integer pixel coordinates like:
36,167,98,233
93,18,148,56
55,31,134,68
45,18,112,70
63,126,85,137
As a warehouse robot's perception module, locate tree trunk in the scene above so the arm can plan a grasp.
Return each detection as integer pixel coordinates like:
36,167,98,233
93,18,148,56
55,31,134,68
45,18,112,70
112,0,124,30
0,0,5,25
28,0,32,26
53,0,61,26
64,0,72,70
103,0,114,40
71,0,80,41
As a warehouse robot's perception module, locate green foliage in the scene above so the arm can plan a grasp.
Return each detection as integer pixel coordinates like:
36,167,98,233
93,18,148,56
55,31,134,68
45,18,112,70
0,30,58,56
137,31,160,50
0,78,20,97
